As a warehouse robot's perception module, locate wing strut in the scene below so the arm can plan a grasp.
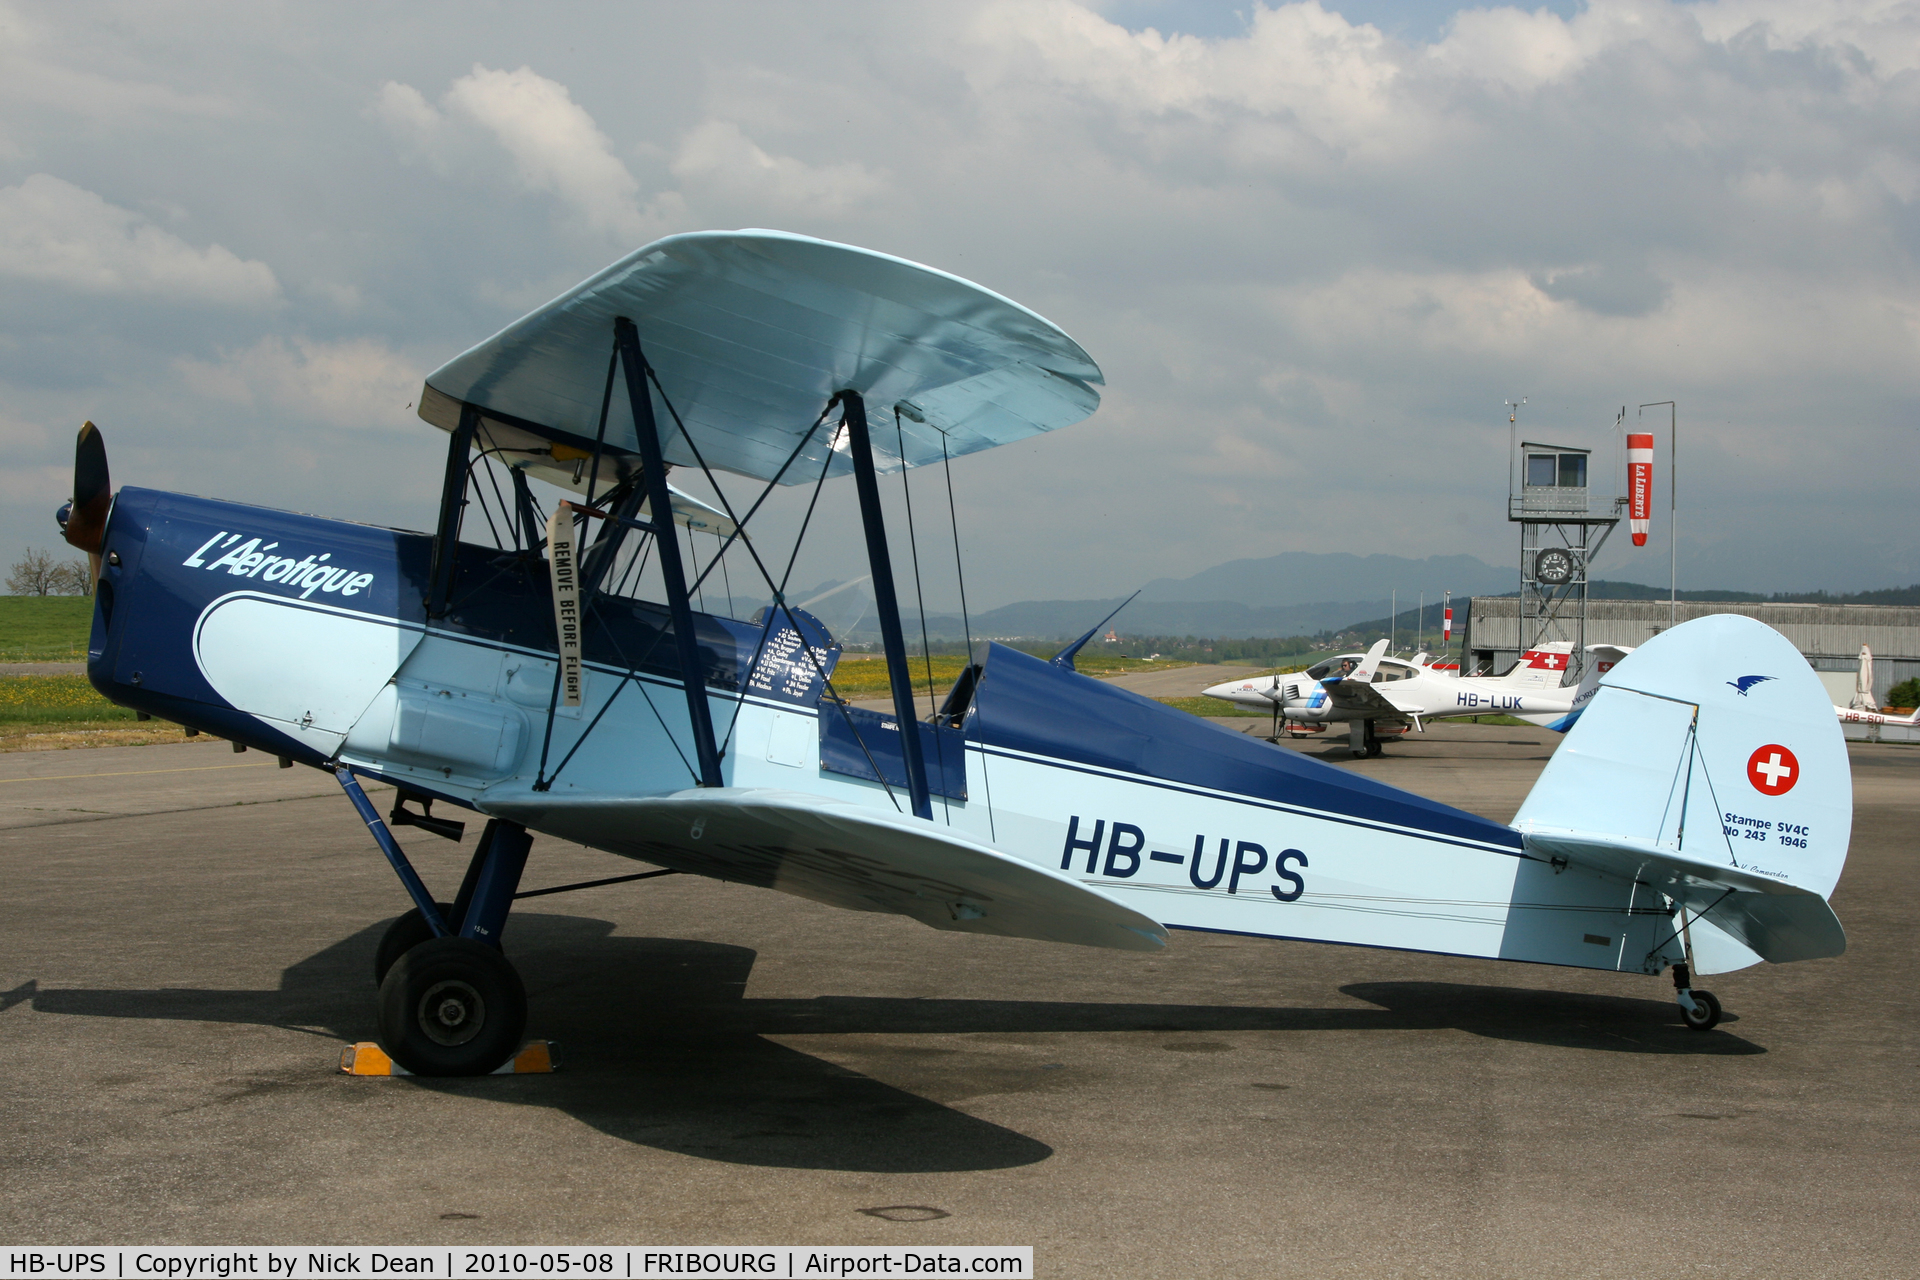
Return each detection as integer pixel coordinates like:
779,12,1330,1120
836,390,934,821
427,404,481,617
615,316,724,788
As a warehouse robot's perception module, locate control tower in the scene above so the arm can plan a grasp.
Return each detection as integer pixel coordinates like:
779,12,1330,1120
1500,413,1623,678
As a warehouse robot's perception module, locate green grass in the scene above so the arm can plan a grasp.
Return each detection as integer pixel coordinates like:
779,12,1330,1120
0,675,133,723
1156,696,1268,718
0,596,93,661
826,652,1186,699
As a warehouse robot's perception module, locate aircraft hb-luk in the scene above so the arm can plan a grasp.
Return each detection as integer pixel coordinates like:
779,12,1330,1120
1203,639,1632,755
57,231,1850,1075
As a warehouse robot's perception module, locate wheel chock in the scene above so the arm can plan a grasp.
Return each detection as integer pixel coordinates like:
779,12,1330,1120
339,1040,558,1076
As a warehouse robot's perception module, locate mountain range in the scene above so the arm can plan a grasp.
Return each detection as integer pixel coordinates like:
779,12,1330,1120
781,551,1920,645
803,551,1518,642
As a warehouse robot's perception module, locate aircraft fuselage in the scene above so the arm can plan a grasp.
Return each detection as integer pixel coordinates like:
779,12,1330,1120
88,486,1689,979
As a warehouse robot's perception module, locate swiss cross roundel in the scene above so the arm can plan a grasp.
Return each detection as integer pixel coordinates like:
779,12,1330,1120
1747,744,1800,796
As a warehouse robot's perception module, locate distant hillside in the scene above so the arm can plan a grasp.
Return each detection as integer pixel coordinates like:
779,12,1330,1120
789,557,1920,647
1336,581,1920,639
814,550,1515,642
1134,551,1513,608
1581,580,1920,606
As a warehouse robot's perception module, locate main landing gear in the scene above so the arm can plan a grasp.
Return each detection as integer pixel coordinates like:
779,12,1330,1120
1672,961,1723,1032
339,768,533,1076
1347,719,1384,759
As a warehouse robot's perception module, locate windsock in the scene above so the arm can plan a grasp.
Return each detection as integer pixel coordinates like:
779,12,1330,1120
1628,432,1654,547
1442,591,1452,643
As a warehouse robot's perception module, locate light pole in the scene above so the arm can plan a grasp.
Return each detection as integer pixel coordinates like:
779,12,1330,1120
1638,401,1676,628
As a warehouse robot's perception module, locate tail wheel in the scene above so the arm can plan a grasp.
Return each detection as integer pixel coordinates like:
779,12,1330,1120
1681,989,1723,1032
377,936,526,1076
372,903,455,985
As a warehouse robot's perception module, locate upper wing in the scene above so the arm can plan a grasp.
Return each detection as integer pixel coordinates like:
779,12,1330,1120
479,786,1168,952
420,230,1104,494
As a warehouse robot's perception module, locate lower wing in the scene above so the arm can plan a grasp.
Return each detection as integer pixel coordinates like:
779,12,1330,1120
480,786,1169,952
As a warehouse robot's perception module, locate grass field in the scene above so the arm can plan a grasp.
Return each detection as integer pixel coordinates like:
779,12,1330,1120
1155,695,1268,718
0,595,1320,745
824,651,1188,699
0,674,207,751
0,596,93,661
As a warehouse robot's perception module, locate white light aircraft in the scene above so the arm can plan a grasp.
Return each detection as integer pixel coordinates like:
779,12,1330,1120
1835,645,1918,728
1202,642,1631,756
58,230,1848,1074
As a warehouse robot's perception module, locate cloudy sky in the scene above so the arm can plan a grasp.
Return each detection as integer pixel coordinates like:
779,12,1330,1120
2,0,1915,613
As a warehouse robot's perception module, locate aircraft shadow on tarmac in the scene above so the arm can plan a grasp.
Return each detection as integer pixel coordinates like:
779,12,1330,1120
21,912,1761,1172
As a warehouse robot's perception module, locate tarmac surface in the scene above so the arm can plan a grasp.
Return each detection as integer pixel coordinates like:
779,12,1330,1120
2,725,1916,1276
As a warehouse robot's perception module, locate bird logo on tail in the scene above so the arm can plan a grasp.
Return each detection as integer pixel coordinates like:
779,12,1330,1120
1728,675,1776,696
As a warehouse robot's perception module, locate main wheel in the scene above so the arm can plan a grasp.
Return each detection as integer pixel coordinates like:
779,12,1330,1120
372,903,455,985
1681,989,1723,1032
377,936,527,1076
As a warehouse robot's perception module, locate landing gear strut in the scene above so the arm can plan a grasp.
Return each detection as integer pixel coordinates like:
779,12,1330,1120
339,767,535,1075
1672,961,1722,1032
1348,719,1383,758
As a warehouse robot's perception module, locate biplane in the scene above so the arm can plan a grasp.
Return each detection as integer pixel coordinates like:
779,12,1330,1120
59,231,1850,1074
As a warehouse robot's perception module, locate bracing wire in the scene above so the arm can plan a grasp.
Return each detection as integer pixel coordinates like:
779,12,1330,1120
942,435,975,661
897,408,949,821
941,432,990,840
896,409,940,719
544,367,902,811
585,345,618,506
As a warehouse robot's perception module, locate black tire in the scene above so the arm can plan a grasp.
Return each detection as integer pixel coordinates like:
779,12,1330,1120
373,903,455,985
377,936,527,1076
1681,989,1723,1032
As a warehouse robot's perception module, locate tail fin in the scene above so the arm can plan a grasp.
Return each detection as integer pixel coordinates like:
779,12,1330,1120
1500,642,1577,689
1512,615,1850,969
1514,645,1636,732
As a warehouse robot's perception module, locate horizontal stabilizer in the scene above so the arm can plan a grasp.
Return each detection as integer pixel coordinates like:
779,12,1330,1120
1513,614,1851,966
480,787,1168,952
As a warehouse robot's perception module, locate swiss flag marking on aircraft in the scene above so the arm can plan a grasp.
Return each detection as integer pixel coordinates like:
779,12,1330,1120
1747,744,1799,796
1522,650,1567,670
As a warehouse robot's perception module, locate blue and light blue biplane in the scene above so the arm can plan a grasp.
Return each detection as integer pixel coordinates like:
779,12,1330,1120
59,231,1851,1074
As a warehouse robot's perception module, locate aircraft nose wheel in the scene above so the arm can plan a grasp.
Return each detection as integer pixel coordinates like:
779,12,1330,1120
377,936,527,1075
1679,988,1723,1032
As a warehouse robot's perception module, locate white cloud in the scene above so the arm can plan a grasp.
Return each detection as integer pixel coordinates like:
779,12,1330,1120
175,337,421,432
371,80,445,154
670,120,887,215
0,174,278,305
378,65,658,239
4,3,1920,595
0,2,230,123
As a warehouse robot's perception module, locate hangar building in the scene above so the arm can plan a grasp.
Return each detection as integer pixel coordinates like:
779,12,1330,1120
1462,596,1920,713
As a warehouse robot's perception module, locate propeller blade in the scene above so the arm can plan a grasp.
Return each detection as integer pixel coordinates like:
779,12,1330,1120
62,421,111,555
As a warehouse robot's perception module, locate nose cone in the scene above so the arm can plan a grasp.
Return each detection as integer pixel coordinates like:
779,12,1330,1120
1203,678,1264,705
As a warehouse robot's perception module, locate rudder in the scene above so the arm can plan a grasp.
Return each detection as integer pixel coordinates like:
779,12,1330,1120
1511,615,1850,967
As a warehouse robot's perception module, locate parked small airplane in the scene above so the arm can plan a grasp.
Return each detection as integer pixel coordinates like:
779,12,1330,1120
60,230,1848,1074
1201,642,1631,755
1834,646,1918,728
